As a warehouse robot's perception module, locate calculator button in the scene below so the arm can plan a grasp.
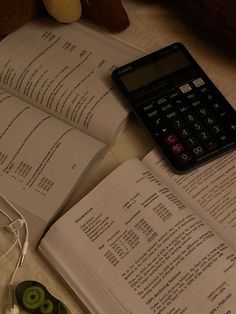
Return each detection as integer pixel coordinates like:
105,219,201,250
198,130,211,141
151,120,169,135
204,140,218,151
218,135,229,143
211,102,221,110
161,103,173,112
179,84,192,93
192,77,205,87
175,99,184,105
184,136,199,148
154,128,169,137
219,111,228,118
191,100,201,108
192,121,204,131
157,97,167,105
177,152,193,164
200,87,208,94
171,117,185,129
213,106,230,118
155,117,162,125
186,92,196,100
210,125,223,135
205,94,214,101
160,127,169,134
179,105,189,113
230,123,236,131
167,111,178,119
147,110,159,119
204,116,216,126
170,142,185,154
197,107,209,117
185,113,198,123
168,90,180,99
192,145,205,157
143,103,155,111
164,134,179,145
229,123,236,136
202,92,214,102
178,127,192,138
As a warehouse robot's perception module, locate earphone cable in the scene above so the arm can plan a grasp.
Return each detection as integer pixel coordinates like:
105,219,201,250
0,207,23,261
0,193,29,313
9,254,22,285
0,235,19,261
0,207,22,248
0,193,29,266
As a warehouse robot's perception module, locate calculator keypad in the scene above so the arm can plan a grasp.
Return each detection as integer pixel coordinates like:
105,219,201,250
139,77,236,171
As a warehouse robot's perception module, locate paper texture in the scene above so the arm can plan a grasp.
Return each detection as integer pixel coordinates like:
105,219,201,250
0,17,143,244
0,18,144,145
143,149,236,251
0,89,105,222
39,158,236,313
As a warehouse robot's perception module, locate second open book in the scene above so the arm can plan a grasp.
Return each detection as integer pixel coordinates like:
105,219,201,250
39,149,236,313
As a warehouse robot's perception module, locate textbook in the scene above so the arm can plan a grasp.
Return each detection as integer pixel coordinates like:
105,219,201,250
39,149,236,314
0,18,143,244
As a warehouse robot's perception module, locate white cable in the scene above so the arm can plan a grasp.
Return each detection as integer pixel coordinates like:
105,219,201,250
0,193,29,313
0,235,19,261
0,192,29,241
9,255,22,285
0,210,22,260
0,208,22,250
0,192,29,266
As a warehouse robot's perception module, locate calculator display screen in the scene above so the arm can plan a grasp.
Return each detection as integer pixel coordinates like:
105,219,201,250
120,51,190,91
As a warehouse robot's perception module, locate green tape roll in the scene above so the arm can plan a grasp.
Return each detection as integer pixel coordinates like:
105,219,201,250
15,280,70,313
22,286,45,309
40,299,54,313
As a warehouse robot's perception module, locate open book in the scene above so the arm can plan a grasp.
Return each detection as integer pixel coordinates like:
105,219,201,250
0,18,143,244
39,148,236,313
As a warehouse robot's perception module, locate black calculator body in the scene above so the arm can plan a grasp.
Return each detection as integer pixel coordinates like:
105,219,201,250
112,43,236,173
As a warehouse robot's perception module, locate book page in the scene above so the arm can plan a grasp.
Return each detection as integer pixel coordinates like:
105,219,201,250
40,158,236,314
143,149,236,251
0,89,105,225
0,18,143,145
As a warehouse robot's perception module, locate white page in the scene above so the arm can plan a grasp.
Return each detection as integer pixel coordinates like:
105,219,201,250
0,89,105,223
39,229,129,314
0,18,144,145
40,159,236,314
143,149,236,251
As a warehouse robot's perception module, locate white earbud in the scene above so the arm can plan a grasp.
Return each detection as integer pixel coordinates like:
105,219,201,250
4,284,20,314
0,193,29,314
4,304,20,314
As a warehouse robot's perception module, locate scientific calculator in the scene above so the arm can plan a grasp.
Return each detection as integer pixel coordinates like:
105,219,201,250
112,43,236,173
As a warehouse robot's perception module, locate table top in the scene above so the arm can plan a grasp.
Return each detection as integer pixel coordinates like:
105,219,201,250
1,0,236,312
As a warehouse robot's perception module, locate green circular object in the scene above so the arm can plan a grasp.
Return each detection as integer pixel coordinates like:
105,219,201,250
40,299,54,314
22,286,45,310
